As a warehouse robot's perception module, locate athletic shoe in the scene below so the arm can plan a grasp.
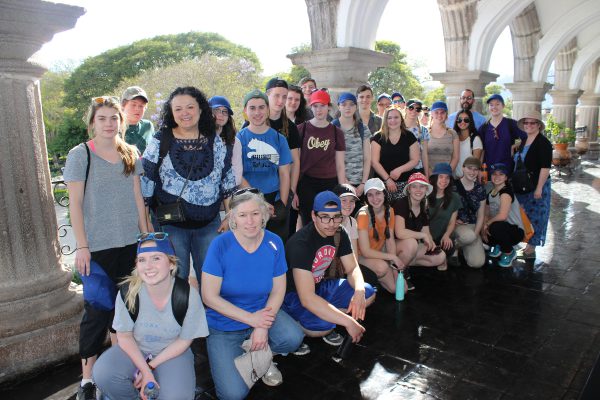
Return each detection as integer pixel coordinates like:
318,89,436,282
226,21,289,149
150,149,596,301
517,248,536,260
323,331,344,346
77,382,97,400
498,250,517,268
405,279,416,291
261,362,283,386
488,245,501,258
292,342,311,356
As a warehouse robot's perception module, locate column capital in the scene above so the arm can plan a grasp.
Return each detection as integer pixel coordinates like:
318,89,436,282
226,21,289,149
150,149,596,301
505,82,552,120
578,93,600,107
430,70,500,114
548,89,584,106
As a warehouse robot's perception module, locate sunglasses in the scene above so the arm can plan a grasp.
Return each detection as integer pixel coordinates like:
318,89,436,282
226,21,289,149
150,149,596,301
232,187,261,198
493,127,499,140
408,105,422,112
137,232,169,242
522,121,539,125
93,96,119,104
457,118,471,123
392,99,404,104
423,113,430,117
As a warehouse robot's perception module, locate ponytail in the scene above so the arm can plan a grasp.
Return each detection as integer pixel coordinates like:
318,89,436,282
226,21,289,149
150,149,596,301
115,136,138,176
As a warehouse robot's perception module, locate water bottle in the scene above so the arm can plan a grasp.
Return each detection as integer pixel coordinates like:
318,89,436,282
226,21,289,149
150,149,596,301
481,163,488,184
395,273,405,301
143,382,159,400
335,334,354,359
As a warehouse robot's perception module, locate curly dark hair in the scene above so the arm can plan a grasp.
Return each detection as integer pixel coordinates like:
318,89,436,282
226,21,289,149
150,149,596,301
159,86,215,137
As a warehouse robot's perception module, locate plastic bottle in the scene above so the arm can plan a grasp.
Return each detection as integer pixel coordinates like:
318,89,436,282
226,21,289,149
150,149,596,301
481,163,488,184
335,334,354,359
143,382,159,400
395,273,405,301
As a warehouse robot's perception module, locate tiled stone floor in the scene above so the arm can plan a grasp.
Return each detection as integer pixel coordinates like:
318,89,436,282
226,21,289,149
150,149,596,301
2,162,599,400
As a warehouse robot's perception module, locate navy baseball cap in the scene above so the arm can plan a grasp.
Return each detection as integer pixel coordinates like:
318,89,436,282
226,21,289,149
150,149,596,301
313,191,341,212
208,96,234,115
486,94,505,105
79,261,117,311
490,163,509,175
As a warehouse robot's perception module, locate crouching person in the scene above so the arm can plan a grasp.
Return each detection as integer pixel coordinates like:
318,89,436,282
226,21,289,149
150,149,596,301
93,234,208,400
282,191,376,348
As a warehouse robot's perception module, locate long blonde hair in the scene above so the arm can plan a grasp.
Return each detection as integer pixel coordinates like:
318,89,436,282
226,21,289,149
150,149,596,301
86,96,138,176
121,251,179,314
378,106,408,142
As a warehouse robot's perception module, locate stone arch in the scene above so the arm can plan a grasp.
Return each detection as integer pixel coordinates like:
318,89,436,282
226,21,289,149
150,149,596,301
569,45,600,91
336,0,388,49
468,0,532,71
532,1,600,83
509,3,541,82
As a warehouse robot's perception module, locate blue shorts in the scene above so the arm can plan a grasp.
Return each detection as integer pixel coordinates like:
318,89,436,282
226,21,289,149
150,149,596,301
282,279,376,332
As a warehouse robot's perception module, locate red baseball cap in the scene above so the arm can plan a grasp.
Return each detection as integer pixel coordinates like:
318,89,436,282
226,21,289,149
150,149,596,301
309,90,331,106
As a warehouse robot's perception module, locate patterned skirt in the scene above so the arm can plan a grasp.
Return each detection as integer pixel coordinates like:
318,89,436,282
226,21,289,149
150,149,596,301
516,178,551,247
388,180,408,203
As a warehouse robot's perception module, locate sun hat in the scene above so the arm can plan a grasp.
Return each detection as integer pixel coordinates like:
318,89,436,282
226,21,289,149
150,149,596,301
364,178,386,194
430,101,448,112
79,261,117,311
243,89,269,108
313,191,341,212
121,86,148,103
377,93,391,102
208,96,234,115
332,184,359,201
337,92,357,105
517,110,545,132
463,156,482,169
486,94,505,105
309,90,331,106
489,163,509,175
265,77,288,91
430,162,453,177
403,172,434,196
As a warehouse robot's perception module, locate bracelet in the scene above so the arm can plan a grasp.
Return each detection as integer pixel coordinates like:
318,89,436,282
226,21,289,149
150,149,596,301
77,246,89,250
147,361,155,371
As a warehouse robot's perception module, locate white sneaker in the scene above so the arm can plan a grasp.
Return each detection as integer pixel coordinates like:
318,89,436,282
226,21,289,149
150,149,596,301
261,362,283,386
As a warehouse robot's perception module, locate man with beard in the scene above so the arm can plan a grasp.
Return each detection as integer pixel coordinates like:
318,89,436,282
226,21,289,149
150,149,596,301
447,89,487,130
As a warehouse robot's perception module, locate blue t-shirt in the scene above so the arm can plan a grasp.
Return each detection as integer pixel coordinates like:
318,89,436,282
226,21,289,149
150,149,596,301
203,230,287,331
447,110,487,130
237,127,292,196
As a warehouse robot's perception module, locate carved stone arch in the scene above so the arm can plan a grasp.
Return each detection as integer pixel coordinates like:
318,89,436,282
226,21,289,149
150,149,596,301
468,0,532,71
569,42,600,90
509,3,541,82
336,0,388,49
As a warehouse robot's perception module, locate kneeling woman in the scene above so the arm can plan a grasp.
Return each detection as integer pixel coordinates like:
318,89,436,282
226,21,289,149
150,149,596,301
356,178,406,293
93,234,208,400
482,163,525,268
202,189,304,400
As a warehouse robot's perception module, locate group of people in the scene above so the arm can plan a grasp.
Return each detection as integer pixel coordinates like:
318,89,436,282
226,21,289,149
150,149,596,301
64,80,552,400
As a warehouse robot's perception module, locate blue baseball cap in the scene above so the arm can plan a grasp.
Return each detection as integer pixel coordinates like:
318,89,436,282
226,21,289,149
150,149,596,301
431,162,453,177
79,261,117,311
490,163,509,175
137,237,176,256
337,92,357,105
486,94,505,105
313,191,341,213
377,93,391,102
391,92,405,102
431,101,448,112
209,96,234,115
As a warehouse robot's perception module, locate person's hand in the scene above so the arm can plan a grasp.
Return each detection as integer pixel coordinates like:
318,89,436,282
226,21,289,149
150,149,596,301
136,370,159,400
456,219,466,226
343,317,366,343
355,183,364,197
267,203,275,217
440,234,453,251
347,289,367,321
249,307,275,329
385,179,397,193
292,193,300,210
250,327,269,351
389,169,401,181
389,255,405,271
422,234,436,251
534,188,542,199
217,215,230,233
481,224,489,241
75,247,91,276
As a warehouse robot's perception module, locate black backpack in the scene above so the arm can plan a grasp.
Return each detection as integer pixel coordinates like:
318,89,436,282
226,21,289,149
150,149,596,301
119,276,190,327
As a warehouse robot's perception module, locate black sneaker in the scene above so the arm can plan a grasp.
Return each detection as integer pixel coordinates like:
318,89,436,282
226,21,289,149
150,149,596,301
323,331,344,346
292,342,311,356
77,382,97,400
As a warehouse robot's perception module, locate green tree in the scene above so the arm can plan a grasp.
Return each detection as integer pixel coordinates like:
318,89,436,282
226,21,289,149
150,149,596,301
63,32,261,115
46,108,87,158
268,66,310,88
368,40,424,100
41,70,71,139
484,83,512,117
115,55,262,125
422,85,446,106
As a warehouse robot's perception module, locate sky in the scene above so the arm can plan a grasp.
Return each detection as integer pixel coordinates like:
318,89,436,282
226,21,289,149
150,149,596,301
35,0,515,86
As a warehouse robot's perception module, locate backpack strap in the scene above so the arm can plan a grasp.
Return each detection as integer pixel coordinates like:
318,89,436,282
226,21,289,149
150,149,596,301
84,142,91,195
332,118,365,142
171,277,190,327
119,282,140,323
156,129,173,169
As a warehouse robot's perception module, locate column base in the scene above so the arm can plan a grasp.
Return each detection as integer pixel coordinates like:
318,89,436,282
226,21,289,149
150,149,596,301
583,142,600,161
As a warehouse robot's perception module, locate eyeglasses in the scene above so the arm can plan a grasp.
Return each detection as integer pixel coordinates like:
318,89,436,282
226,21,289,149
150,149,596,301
212,108,229,116
93,96,119,104
408,105,422,112
522,121,539,126
457,118,471,123
232,187,261,198
460,96,474,101
392,99,404,104
316,214,344,224
423,113,430,117
137,232,169,241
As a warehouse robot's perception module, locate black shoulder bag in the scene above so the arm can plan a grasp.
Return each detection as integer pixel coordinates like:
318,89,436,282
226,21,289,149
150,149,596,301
512,141,535,194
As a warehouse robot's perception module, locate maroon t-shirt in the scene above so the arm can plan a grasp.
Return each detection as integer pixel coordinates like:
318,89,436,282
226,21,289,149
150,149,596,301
298,121,346,178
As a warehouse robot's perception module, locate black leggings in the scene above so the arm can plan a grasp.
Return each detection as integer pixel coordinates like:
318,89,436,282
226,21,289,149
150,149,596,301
297,175,338,225
79,244,137,359
488,221,524,253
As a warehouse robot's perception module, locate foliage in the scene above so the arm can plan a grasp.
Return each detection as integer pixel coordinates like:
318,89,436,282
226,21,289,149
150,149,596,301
268,65,310,88
41,70,71,139
115,55,262,126
545,115,575,144
483,83,513,117
63,32,261,115
46,108,87,157
368,40,424,100
290,43,312,54
422,86,446,106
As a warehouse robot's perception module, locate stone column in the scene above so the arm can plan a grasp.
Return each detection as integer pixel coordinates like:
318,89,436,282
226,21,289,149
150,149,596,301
578,94,600,142
288,47,392,102
0,0,84,383
430,70,499,114
550,89,583,131
505,81,552,121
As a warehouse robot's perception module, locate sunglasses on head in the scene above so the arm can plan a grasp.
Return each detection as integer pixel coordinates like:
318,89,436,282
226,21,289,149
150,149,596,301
408,105,422,112
457,117,471,123
93,96,119,105
232,187,261,198
137,232,169,242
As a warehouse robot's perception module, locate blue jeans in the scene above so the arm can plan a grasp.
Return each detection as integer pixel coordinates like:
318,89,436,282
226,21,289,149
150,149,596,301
206,310,304,400
162,215,221,284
